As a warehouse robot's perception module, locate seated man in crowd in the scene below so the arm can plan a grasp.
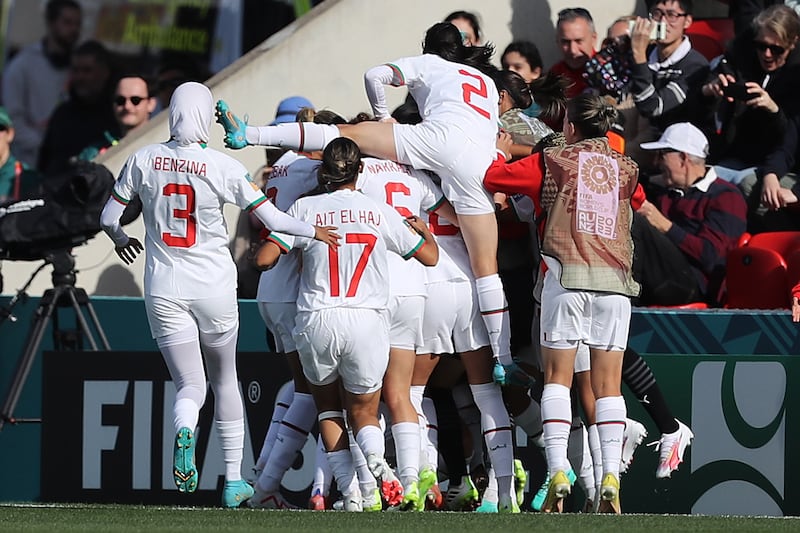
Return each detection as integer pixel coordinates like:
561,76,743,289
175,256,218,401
634,123,748,306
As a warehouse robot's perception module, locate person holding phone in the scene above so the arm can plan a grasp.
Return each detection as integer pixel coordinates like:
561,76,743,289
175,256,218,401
701,3,800,214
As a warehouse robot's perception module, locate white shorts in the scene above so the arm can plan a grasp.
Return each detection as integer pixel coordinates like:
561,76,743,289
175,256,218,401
418,279,489,355
521,303,591,373
293,308,390,394
145,292,238,339
539,269,631,352
387,295,425,350
393,121,495,215
258,301,297,353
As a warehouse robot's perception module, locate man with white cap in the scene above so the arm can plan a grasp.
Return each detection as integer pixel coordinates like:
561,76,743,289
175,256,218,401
634,122,747,306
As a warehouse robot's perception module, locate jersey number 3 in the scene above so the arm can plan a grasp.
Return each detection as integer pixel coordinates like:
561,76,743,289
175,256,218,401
162,183,197,248
328,233,377,297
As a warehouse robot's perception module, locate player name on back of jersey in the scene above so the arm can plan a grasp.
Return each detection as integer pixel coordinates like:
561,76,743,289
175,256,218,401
363,159,411,176
315,209,382,226
152,156,207,176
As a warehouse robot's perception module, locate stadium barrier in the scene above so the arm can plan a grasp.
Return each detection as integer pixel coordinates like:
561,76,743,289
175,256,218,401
0,297,798,515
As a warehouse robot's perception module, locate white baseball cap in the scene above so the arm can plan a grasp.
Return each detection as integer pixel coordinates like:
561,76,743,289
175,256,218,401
640,122,709,159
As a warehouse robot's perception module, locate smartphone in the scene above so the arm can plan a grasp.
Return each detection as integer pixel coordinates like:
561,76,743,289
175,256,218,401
723,82,758,101
629,19,666,41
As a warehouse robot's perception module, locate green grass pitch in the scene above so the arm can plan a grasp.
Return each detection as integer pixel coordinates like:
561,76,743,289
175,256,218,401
1,504,799,532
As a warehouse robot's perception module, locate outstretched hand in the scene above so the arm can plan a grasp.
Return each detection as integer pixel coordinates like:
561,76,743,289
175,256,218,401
314,225,340,247
115,237,143,265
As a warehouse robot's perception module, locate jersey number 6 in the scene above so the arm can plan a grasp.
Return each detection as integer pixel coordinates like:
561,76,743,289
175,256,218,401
328,233,377,297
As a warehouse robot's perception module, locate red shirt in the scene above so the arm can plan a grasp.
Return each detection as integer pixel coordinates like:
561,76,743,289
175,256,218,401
549,59,590,99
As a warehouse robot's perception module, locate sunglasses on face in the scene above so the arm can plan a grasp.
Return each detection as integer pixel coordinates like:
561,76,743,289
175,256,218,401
753,41,786,55
114,95,147,106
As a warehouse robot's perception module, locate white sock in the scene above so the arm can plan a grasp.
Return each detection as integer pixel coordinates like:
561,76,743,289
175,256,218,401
348,427,377,493
312,435,333,497
421,396,439,470
257,392,316,493
470,382,514,502
483,466,498,504
173,397,200,433
513,397,543,445
215,418,244,482
474,274,511,364
256,382,294,470
588,424,603,496
568,423,595,502
596,396,626,479
391,422,421,486
247,122,340,151
541,383,571,473
326,449,356,497
355,424,386,463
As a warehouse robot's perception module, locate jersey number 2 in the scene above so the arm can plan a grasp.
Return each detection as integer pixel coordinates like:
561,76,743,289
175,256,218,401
459,69,491,120
162,183,197,248
328,233,377,297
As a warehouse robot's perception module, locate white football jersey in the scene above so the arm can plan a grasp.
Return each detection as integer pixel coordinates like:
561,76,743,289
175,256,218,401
113,140,266,298
256,151,321,303
419,209,471,284
356,158,443,297
388,54,499,143
269,189,425,312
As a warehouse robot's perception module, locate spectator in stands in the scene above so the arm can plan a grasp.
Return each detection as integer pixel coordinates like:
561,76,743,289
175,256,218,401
636,122,748,306
77,74,157,161
0,107,43,203
444,10,483,46
549,7,597,99
502,40,545,118
2,0,82,169
38,40,117,176
703,4,800,191
629,0,711,142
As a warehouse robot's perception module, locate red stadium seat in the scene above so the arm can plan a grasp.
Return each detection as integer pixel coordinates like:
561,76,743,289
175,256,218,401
686,18,734,61
746,231,800,258
725,247,789,309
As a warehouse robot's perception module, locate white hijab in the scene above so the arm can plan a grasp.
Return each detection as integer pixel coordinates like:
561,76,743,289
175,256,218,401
169,81,213,146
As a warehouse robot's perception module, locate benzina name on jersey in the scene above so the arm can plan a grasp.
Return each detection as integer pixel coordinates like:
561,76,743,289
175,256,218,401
152,156,208,176
315,209,382,226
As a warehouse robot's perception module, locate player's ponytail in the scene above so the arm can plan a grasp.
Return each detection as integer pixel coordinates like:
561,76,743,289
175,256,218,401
318,138,362,191
422,22,495,75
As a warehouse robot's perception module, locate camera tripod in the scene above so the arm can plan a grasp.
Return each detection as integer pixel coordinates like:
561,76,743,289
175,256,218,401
0,251,110,431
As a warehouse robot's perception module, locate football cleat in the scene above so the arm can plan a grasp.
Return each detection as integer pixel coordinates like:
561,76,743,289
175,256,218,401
620,418,648,474
476,499,498,513
173,427,198,493
597,473,621,514
492,361,536,388
308,490,327,511
541,470,574,514
363,488,383,512
498,495,520,514
215,100,249,149
342,491,363,512
513,459,527,507
246,487,297,509
532,469,576,512
223,480,255,508
400,480,422,511
651,419,694,479
367,454,404,507
444,475,480,511
417,467,438,511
